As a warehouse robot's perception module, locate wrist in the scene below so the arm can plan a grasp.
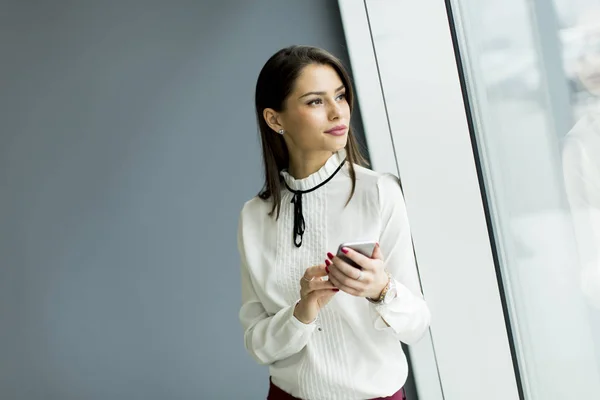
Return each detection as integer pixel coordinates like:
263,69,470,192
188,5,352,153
294,300,316,324
368,271,391,303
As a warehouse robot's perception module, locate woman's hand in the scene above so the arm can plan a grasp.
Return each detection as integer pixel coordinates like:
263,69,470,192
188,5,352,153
293,264,339,324
326,243,389,301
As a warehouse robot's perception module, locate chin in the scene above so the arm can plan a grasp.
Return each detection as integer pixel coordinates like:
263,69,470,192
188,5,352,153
325,133,348,149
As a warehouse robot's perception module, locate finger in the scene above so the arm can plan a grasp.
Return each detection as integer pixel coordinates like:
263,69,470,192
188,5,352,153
303,287,337,299
338,247,374,271
301,279,337,297
327,273,361,296
307,287,339,302
371,242,384,261
330,256,364,281
327,265,364,292
303,264,328,280
309,279,337,292
315,288,339,301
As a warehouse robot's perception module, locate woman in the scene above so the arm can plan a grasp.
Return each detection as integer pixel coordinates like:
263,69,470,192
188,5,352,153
238,45,431,400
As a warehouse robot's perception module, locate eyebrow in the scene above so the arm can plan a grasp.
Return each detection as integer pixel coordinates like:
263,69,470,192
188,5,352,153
298,84,346,99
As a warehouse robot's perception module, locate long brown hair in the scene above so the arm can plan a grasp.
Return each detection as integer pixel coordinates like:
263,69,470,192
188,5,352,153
255,45,368,219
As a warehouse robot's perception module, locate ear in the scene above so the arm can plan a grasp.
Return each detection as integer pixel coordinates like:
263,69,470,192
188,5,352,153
263,108,284,134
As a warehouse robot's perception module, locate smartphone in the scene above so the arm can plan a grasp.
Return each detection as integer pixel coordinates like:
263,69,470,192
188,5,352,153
336,240,377,269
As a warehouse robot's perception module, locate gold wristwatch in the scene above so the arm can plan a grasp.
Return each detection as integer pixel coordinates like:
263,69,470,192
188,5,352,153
368,270,397,305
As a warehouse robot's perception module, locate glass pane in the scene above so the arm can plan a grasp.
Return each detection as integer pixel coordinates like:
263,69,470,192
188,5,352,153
449,0,600,398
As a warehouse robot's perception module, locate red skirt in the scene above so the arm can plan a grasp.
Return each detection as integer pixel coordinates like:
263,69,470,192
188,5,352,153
267,378,406,400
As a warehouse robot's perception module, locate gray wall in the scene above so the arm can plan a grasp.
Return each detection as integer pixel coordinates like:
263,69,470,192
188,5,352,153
0,1,368,399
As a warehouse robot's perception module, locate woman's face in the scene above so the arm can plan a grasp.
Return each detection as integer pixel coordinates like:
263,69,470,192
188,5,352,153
576,23,600,96
578,51,600,96
268,63,351,156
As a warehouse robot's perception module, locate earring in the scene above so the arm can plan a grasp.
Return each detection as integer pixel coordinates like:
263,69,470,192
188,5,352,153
278,129,285,135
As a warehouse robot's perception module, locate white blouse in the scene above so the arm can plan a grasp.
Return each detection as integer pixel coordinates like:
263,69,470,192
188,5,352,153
237,150,431,399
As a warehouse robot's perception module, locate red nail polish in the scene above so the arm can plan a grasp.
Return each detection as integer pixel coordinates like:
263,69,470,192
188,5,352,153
327,252,334,260
341,247,349,254
332,288,339,292
325,266,329,273
325,259,331,266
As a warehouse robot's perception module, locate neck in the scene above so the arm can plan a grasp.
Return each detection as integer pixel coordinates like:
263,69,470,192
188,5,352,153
288,150,335,179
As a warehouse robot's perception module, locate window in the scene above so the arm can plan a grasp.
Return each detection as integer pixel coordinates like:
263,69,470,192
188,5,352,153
450,0,600,397
340,0,600,398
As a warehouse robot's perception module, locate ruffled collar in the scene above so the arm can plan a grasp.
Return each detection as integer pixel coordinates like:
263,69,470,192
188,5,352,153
279,149,347,248
280,149,347,191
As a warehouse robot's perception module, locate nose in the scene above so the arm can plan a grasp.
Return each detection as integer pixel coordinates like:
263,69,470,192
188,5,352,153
328,101,342,120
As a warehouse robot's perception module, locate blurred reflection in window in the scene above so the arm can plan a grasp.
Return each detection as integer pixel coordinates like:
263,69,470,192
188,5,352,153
562,9,600,308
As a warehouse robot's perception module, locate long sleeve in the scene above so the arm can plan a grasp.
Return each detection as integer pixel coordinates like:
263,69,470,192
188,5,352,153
370,173,431,344
237,212,316,365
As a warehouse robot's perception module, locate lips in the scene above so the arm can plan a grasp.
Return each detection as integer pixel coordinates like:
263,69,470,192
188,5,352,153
325,125,347,136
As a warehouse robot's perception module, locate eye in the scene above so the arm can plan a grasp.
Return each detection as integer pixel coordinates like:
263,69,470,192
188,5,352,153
336,92,347,101
307,98,323,106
